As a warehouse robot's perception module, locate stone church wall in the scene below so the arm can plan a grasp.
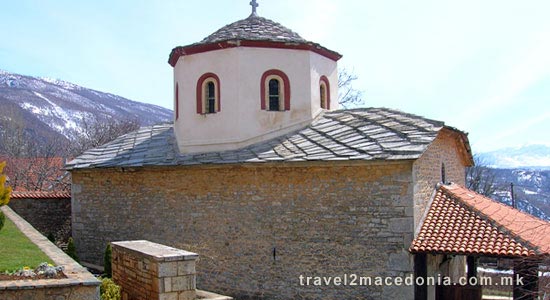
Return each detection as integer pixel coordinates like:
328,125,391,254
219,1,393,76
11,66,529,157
412,132,468,229
72,161,415,300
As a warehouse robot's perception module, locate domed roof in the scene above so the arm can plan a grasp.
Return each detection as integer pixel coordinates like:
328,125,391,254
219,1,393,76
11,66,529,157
200,14,306,44
168,13,341,67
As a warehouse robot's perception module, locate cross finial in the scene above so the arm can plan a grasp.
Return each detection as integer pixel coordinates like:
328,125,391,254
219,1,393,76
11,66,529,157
250,0,259,15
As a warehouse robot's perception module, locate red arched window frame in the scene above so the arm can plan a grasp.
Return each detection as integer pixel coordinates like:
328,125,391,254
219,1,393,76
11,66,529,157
320,75,331,110
196,73,221,114
175,83,179,120
260,69,291,111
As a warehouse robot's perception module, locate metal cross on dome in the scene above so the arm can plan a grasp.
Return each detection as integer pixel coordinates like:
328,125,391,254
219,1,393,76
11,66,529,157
250,0,259,14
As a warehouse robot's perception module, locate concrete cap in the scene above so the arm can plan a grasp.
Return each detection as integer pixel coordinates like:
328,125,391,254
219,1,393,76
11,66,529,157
112,240,199,262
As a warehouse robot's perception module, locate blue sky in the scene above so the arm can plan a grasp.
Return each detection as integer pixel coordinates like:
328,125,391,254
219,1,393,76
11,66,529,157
1,0,549,153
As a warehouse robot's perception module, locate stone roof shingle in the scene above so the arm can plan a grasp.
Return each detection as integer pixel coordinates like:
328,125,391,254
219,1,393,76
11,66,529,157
65,108,463,170
410,183,550,257
168,14,342,66
200,15,306,44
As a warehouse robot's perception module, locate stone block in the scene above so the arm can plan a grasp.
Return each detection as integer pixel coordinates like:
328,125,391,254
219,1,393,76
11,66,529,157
387,250,412,272
158,262,178,277
171,275,195,292
177,261,195,276
164,277,172,293
389,217,412,233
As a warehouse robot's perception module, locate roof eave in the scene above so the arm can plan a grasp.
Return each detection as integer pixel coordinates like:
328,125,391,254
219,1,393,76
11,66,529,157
441,126,474,167
168,39,343,67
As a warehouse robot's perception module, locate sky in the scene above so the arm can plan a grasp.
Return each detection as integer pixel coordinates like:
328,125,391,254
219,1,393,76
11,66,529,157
1,0,549,153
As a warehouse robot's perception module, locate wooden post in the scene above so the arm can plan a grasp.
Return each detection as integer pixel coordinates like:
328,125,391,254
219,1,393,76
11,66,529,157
467,256,477,280
415,253,428,300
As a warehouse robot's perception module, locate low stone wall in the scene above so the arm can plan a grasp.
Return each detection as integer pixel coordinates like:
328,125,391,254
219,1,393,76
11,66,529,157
0,206,100,300
112,240,232,300
8,196,71,242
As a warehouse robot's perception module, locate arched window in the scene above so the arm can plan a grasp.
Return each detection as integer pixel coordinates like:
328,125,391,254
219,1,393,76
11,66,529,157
196,73,221,114
261,69,290,111
175,83,179,120
319,76,330,109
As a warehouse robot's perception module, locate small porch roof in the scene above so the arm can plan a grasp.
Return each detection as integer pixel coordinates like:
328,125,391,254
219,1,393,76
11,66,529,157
410,183,550,258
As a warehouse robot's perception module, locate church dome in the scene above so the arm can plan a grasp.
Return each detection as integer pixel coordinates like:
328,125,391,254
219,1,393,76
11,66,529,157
200,14,306,44
168,13,341,66
169,3,342,154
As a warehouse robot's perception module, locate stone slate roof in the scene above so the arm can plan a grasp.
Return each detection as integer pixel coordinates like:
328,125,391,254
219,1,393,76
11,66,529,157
66,108,462,170
200,14,306,44
168,14,342,66
410,183,550,257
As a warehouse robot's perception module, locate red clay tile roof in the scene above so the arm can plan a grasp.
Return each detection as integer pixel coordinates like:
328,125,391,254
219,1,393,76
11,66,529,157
410,183,550,257
10,191,70,199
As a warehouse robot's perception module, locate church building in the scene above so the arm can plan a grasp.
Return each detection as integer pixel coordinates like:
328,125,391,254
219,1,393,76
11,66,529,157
67,2,550,300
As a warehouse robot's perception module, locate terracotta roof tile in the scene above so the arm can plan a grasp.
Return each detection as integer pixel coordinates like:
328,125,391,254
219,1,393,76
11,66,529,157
410,183,550,257
10,191,71,199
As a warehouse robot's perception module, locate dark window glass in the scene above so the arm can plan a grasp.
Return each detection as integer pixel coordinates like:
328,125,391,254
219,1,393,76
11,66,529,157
441,163,446,183
320,84,326,108
207,81,216,113
268,79,280,111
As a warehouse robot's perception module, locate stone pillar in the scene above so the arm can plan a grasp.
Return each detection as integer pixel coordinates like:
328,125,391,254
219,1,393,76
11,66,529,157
112,240,198,300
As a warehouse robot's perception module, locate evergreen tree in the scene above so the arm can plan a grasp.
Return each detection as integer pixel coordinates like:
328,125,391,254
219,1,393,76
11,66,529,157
66,237,80,263
104,243,113,278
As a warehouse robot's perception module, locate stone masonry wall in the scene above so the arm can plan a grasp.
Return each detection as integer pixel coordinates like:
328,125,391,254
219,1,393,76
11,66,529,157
412,132,468,229
72,161,415,300
8,197,71,242
112,240,198,300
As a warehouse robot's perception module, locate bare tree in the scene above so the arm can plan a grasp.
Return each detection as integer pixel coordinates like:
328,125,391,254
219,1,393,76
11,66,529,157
467,154,497,197
0,109,70,191
338,68,365,108
70,117,140,156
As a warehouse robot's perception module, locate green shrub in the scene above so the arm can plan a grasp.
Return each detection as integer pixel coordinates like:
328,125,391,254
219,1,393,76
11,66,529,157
66,237,79,263
47,232,56,243
104,243,112,278
0,211,5,231
100,277,121,300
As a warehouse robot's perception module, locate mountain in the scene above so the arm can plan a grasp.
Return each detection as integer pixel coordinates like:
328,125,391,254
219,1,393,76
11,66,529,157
480,145,550,169
0,69,172,148
485,168,550,221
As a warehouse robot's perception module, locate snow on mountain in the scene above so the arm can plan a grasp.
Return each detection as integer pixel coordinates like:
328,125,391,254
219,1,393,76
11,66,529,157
486,168,550,221
480,144,550,169
0,70,172,141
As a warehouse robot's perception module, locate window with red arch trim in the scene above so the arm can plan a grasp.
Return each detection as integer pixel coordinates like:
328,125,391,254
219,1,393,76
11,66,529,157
260,69,291,111
196,73,221,114
319,75,331,110
175,83,179,120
